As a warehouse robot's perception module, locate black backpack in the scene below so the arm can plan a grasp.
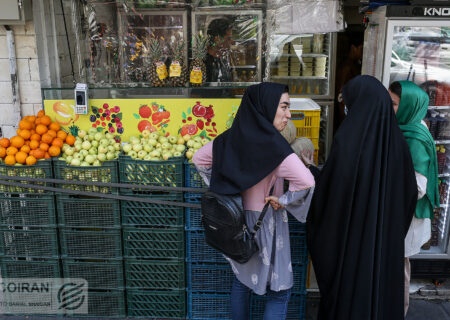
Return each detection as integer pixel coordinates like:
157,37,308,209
201,187,273,264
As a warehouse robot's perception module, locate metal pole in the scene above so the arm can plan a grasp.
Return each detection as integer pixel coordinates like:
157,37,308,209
5,26,22,123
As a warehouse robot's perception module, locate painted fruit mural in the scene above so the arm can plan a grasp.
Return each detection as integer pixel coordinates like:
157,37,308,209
44,98,241,142
134,102,171,135
179,101,217,140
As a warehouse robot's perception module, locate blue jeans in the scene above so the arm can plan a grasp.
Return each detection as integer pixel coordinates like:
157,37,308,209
230,277,291,320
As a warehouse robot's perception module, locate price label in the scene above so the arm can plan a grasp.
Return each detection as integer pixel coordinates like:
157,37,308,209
190,66,202,84
170,61,182,77
156,62,168,80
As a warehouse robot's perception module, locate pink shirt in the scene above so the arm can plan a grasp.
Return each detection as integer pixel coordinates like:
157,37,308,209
193,141,315,212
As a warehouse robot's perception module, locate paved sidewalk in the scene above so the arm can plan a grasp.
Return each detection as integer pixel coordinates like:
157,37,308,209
304,296,450,319
305,279,450,319
406,298,450,319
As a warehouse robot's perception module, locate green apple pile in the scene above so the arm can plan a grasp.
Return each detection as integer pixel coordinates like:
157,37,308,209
122,130,186,161
185,135,209,161
60,128,121,166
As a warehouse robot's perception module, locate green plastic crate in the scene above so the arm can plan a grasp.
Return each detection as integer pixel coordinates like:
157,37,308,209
56,195,120,228
127,289,186,318
62,258,125,290
0,159,53,194
53,159,118,194
0,257,61,279
66,290,126,318
0,193,57,227
123,226,184,259
0,227,59,258
125,258,185,290
59,228,122,259
121,194,184,227
118,155,183,195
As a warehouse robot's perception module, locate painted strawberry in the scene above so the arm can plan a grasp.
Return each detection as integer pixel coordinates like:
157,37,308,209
139,105,152,118
197,119,204,130
204,106,215,120
138,120,152,132
153,110,170,125
152,112,163,125
151,104,158,112
192,102,207,117
180,124,198,136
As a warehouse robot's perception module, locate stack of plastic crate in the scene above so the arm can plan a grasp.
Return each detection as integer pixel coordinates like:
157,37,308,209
185,160,234,320
54,159,126,318
119,155,186,318
249,216,308,320
0,159,61,316
290,98,321,164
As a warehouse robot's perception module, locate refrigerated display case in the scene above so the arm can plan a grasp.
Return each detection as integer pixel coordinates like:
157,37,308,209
362,5,450,260
117,9,188,84
267,33,336,165
269,33,337,101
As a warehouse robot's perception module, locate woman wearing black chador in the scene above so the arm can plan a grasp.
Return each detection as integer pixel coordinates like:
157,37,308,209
307,75,418,320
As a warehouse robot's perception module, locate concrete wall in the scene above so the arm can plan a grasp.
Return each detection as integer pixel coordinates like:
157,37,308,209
0,22,42,138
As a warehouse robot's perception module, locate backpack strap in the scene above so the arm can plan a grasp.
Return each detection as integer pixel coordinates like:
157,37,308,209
252,185,275,234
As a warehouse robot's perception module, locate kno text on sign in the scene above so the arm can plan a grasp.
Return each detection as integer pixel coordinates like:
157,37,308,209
424,7,450,16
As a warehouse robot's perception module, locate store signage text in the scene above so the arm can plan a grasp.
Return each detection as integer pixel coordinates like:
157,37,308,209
424,7,450,16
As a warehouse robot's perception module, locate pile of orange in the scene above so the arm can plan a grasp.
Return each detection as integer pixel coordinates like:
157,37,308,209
0,110,76,166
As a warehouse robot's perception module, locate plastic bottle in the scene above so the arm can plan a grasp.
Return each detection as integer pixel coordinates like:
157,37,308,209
442,112,450,140
439,178,448,204
428,111,438,140
437,146,446,174
436,112,447,140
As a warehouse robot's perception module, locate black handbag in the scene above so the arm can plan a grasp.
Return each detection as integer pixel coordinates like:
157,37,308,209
201,186,274,264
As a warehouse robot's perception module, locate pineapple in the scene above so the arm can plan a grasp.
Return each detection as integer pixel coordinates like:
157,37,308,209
169,40,187,87
190,34,209,87
148,38,167,87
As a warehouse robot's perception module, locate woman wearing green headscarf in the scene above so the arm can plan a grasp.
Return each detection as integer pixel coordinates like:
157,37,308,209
389,80,440,316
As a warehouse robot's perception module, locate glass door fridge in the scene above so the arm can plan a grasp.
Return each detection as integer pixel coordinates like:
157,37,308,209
268,33,337,101
363,5,450,259
267,33,337,164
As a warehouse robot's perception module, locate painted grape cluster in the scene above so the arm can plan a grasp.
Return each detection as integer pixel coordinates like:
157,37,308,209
89,103,123,142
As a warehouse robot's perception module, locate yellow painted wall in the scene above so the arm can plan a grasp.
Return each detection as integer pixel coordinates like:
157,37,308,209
44,99,240,142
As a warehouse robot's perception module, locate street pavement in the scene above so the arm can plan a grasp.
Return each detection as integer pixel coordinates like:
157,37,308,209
304,279,450,319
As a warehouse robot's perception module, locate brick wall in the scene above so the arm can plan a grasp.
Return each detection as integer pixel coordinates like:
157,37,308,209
0,22,42,138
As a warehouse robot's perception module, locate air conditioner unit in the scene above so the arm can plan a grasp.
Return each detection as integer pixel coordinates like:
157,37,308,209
0,0,31,26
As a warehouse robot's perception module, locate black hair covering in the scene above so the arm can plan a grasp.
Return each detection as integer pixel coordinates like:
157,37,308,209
210,82,293,194
389,81,402,98
307,75,417,319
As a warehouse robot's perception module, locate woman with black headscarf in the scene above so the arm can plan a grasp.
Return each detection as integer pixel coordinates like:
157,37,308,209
193,82,315,319
307,75,417,319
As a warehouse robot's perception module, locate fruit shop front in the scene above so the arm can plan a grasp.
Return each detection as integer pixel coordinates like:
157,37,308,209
0,1,344,318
